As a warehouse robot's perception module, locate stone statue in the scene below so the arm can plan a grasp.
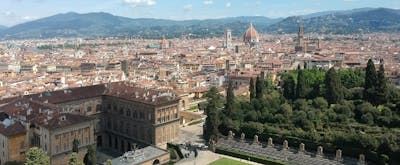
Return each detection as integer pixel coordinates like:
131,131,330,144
227,130,233,140
267,137,274,147
240,133,245,142
283,140,289,150
253,135,259,145
317,146,323,157
208,138,216,152
335,149,342,161
299,143,305,152
358,154,365,165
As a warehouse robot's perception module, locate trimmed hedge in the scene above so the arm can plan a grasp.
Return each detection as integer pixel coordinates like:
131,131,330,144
215,147,287,165
167,143,184,159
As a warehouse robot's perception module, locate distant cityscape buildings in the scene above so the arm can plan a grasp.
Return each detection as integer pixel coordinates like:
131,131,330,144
0,18,399,165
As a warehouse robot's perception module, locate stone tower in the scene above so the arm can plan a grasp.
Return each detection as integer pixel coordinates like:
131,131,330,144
295,19,305,52
225,29,232,49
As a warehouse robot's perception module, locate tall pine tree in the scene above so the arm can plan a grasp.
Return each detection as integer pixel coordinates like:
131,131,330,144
283,75,296,100
255,76,264,99
324,68,343,104
249,77,256,100
296,70,308,98
225,81,235,117
376,63,388,105
364,59,377,104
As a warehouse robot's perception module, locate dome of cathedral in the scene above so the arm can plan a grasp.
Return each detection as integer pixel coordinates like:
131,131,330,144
160,38,169,45
243,23,259,43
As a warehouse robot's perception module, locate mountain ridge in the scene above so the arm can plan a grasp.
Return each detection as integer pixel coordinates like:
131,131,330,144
1,8,400,39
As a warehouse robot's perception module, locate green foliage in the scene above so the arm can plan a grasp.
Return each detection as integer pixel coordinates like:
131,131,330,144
255,76,264,99
204,87,224,141
364,59,377,104
106,159,112,165
338,68,364,88
210,65,400,164
282,75,296,100
209,158,251,165
240,122,264,137
69,152,84,165
83,145,96,165
296,70,309,99
376,64,388,105
25,147,50,165
225,81,235,117
167,143,184,159
5,161,24,165
249,78,256,100
324,68,344,104
73,139,80,153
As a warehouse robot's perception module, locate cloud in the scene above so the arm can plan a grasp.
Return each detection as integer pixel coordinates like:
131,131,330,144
288,9,317,16
123,0,156,7
0,11,38,26
203,0,213,5
183,4,193,11
226,2,231,8
22,16,37,20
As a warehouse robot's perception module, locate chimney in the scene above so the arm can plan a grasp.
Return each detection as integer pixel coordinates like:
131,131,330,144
135,92,139,98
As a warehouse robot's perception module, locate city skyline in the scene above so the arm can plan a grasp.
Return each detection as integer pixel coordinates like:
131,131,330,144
1,0,400,26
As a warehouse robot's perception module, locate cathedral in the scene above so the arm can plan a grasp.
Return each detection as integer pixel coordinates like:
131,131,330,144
243,23,259,47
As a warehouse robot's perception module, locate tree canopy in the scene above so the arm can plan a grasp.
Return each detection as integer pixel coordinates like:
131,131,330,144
25,147,50,165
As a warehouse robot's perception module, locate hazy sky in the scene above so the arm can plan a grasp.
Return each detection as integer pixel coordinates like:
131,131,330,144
1,0,399,26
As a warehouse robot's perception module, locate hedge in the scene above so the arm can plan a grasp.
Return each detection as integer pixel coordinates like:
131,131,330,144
215,147,287,165
167,143,184,159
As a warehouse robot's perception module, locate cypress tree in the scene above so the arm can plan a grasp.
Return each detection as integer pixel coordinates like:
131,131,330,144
296,70,308,98
225,81,235,117
203,87,222,142
256,76,264,99
249,77,256,100
324,68,343,104
364,59,377,104
283,75,296,100
376,63,388,105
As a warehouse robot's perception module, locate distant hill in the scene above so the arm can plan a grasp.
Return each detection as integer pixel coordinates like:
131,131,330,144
0,25,7,31
1,8,400,39
300,8,375,19
0,12,281,39
268,8,400,34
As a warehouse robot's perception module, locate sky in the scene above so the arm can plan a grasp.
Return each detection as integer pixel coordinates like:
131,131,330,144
1,0,400,26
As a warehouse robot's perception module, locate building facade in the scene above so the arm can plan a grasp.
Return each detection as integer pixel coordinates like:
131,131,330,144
0,82,180,164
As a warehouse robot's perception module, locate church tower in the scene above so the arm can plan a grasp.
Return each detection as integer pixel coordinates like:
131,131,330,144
295,19,306,52
225,29,232,49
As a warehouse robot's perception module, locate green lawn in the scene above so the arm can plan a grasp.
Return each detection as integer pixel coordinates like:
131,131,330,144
208,158,251,165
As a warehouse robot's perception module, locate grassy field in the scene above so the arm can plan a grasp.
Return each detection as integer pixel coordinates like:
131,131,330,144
208,158,251,165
